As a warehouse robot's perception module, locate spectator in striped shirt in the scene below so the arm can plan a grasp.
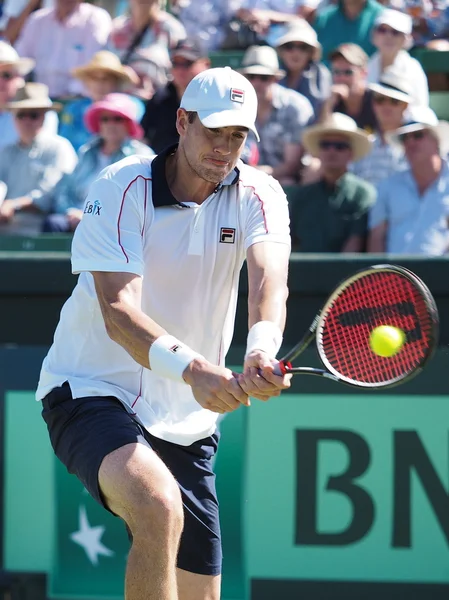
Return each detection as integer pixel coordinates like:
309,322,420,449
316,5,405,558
350,68,409,185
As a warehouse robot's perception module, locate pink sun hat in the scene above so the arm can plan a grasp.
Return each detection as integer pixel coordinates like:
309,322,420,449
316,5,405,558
84,93,144,139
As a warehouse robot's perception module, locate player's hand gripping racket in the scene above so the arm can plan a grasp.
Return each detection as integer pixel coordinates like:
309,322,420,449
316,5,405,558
274,264,438,388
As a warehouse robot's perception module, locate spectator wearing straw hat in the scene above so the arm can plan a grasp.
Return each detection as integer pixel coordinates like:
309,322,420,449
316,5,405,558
0,41,59,148
58,51,144,151
15,1,111,100
350,68,410,185
290,112,375,252
0,83,77,235
367,9,429,107
43,93,154,233
368,105,449,255
239,44,313,185
275,19,331,120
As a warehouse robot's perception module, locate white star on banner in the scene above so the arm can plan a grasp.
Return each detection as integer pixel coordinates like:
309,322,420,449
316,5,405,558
70,505,115,565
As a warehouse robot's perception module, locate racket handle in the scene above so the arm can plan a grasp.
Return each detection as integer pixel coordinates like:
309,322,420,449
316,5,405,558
273,361,292,376
256,361,292,377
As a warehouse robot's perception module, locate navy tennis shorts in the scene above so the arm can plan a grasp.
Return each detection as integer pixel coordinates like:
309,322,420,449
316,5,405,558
41,382,222,576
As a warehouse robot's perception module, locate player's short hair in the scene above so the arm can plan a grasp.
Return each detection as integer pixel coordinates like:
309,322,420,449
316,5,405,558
186,111,197,124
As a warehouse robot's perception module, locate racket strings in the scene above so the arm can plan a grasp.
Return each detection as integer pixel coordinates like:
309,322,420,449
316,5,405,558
319,272,434,384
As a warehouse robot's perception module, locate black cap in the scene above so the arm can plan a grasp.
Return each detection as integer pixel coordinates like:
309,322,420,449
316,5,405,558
170,38,208,62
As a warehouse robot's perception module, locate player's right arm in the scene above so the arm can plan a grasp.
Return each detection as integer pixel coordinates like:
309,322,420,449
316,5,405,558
74,169,247,413
93,271,248,413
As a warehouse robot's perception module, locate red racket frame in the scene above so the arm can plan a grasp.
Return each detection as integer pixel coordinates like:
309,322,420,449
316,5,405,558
277,264,438,389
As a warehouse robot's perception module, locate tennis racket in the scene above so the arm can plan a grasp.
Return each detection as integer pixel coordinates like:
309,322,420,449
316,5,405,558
274,264,438,388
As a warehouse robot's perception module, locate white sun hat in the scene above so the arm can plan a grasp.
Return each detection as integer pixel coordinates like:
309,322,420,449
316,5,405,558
369,68,412,103
275,20,322,62
0,41,34,77
180,66,260,141
238,45,286,79
389,104,449,154
375,8,413,35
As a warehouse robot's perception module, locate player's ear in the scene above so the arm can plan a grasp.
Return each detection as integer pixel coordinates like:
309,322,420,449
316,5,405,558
176,108,189,137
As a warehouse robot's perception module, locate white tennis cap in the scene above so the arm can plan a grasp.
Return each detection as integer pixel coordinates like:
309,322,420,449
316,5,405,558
180,66,260,141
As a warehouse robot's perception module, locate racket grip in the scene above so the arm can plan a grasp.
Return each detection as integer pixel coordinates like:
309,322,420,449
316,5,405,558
273,361,291,376
257,361,291,376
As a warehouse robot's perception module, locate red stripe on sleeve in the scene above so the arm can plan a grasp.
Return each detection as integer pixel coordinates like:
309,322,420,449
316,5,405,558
117,175,152,262
238,180,269,234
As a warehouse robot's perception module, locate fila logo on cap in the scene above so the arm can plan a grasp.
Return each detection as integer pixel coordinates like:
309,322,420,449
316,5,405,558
230,88,244,103
220,227,236,244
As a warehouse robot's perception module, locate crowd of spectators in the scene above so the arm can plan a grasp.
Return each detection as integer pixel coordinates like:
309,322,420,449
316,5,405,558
0,0,448,254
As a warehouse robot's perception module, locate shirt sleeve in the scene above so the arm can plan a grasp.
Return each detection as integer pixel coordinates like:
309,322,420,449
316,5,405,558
242,175,291,249
369,178,389,230
71,174,146,276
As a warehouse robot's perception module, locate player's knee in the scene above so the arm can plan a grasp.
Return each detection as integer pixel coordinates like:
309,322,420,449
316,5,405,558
129,477,184,539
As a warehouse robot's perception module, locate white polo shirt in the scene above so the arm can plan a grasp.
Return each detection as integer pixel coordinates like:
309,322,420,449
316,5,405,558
36,146,291,445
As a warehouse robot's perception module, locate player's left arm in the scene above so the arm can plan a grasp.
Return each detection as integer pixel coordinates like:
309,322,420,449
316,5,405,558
240,241,292,400
237,171,294,398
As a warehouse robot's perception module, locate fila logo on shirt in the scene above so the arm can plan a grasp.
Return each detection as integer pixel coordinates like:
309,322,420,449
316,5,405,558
170,344,180,353
220,227,236,244
84,199,102,216
230,88,244,103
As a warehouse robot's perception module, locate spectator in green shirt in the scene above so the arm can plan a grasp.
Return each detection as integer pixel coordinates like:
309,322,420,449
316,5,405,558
314,0,384,61
289,111,376,252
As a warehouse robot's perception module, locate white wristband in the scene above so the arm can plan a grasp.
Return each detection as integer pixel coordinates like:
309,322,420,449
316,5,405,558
149,335,203,383
245,321,283,358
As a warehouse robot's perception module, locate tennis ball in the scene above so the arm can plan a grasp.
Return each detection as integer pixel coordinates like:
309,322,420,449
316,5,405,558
369,325,406,358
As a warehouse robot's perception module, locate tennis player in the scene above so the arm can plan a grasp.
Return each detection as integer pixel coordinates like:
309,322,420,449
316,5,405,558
36,66,291,600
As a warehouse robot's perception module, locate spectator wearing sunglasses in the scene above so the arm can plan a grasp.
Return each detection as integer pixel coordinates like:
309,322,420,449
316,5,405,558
275,20,331,120
350,68,410,185
42,93,154,233
141,38,210,153
0,83,77,235
0,41,59,149
322,43,378,134
289,112,375,252
367,9,429,107
368,105,449,255
239,44,313,185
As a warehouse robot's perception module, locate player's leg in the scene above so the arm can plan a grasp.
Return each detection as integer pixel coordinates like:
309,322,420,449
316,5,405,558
41,382,183,600
177,569,221,600
148,432,222,600
99,443,184,600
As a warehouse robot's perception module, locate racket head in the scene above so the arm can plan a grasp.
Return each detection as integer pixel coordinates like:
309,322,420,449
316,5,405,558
315,264,439,388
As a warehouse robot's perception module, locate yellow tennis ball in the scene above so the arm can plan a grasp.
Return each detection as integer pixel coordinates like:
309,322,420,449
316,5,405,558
369,325,406,358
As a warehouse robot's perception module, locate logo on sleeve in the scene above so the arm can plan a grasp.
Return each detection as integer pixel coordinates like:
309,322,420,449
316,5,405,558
230,88,244,103
84,199,102,216
220,227,236,244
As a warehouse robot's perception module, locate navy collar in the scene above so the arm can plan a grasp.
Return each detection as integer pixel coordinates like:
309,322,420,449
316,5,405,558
151,144,181,207
151,144,240,208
